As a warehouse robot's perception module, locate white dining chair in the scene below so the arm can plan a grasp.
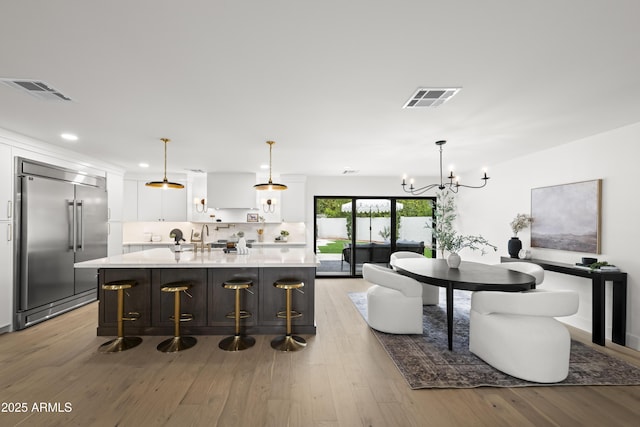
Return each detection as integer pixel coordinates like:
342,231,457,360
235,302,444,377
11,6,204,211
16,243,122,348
363,263,423,334
389,251,439,305
469,262,579,383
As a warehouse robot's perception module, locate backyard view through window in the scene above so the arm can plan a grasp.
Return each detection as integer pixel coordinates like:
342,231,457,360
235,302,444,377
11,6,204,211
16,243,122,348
314,197,434,277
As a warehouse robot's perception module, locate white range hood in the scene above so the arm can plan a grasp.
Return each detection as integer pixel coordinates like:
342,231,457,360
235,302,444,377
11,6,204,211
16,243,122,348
207,172,257,209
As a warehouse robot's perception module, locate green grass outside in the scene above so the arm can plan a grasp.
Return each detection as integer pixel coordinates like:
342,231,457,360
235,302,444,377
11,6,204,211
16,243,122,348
317,239,350,253
317,239,433,258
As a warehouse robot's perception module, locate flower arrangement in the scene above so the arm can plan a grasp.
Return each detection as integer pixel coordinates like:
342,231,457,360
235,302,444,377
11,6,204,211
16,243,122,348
438,233,497,255
510,213,533,236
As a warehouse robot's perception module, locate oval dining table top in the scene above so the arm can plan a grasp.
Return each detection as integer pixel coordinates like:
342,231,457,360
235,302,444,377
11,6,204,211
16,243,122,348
393,258,536,291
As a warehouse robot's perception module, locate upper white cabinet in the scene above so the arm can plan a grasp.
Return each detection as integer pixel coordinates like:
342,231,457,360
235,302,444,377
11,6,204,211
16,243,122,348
207,173,256,209
0,143,12,221
122,178,187,221
137,181,187,221
106,172,124,221
281,175,306,223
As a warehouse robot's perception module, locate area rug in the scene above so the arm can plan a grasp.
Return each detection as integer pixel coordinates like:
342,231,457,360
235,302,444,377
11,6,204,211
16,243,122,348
349,291,640,389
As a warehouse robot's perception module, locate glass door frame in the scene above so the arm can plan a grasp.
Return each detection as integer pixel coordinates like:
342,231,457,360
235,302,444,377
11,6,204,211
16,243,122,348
314,196,435,278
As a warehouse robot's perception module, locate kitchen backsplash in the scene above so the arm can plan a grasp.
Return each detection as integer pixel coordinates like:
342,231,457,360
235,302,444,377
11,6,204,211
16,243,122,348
122,221,306,244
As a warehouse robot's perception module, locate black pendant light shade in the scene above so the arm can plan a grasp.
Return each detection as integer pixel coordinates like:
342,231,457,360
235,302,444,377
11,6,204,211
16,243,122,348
254,140,287,191
145,138,184,189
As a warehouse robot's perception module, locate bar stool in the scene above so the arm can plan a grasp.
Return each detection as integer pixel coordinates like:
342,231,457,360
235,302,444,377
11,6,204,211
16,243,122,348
157,282,197,353
99,280,142,353
219,279,256,351
271,279,306,351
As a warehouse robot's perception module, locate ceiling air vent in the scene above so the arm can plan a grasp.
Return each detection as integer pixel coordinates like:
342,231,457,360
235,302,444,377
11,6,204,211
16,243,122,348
0,78,72,101
402,87,460,109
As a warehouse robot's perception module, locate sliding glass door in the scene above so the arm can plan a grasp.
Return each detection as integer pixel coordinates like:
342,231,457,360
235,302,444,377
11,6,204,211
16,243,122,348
315,196,434,277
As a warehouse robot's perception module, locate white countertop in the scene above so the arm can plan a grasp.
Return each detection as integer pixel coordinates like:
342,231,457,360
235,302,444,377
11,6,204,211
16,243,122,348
75,247,319,268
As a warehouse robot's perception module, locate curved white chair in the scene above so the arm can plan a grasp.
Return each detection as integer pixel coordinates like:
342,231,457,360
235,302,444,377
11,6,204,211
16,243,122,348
469,288,579,383
363,263,423,334
492,262,545,286
390,251,439,305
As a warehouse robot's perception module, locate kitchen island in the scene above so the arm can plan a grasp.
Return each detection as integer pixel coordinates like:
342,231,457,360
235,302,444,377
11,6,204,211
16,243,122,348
75,247,319,337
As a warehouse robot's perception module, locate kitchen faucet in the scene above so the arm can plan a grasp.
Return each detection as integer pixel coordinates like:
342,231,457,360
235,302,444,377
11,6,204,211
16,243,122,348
195,224,210,253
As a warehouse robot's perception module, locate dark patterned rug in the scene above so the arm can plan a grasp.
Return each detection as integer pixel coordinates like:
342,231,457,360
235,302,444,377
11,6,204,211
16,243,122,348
349,291,640,389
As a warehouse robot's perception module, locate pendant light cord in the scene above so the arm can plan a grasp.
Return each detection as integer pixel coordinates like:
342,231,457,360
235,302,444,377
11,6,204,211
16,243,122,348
161,137,170,181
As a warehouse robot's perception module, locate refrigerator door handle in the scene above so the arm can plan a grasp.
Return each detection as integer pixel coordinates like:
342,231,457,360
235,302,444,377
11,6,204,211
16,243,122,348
77,199,84,251
6,223,11,241
68,200,76,251
6,200,11,218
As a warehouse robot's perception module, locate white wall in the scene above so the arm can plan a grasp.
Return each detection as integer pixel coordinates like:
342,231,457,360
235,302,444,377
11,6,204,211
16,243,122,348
456,122,640,350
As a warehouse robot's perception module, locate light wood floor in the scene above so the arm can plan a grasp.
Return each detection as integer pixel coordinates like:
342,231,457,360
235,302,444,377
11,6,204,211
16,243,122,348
1,278,640,427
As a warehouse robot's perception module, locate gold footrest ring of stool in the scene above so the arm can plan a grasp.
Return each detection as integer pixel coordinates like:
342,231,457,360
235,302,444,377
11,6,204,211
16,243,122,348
271,279,306,352
219,278,256,351
99,280,142,353
157,282,197,353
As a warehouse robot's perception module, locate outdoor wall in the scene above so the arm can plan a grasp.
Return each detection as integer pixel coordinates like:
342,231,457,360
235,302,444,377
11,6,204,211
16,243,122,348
456,122,640,350
316,216,431,243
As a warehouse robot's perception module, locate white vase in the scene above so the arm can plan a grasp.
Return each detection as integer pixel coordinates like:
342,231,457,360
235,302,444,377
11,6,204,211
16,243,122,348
447,252,461,268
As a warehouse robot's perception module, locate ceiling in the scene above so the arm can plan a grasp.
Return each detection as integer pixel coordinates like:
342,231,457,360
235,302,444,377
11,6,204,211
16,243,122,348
1,1,639,179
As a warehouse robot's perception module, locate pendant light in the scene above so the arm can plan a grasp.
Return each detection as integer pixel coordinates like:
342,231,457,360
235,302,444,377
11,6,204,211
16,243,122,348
254,140,287,191
145,138,185,189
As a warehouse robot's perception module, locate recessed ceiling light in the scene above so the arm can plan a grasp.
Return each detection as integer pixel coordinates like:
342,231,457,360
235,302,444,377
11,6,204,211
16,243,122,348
402,87,461,109
139,162,149,168
60,133,78,141
260,164,270,170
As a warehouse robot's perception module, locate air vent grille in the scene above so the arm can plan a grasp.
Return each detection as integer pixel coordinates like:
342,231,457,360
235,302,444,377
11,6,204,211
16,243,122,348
402,87,460,109
0,78,72,101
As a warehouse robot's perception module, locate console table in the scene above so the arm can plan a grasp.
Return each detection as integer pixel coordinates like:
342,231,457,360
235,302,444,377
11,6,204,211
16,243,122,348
501,257,627,346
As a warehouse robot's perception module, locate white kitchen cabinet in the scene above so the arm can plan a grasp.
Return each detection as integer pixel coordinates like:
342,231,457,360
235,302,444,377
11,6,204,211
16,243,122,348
106,172,124,221
0,143,12,221
137,181,187,221
0,221,13,330
280,175,306,223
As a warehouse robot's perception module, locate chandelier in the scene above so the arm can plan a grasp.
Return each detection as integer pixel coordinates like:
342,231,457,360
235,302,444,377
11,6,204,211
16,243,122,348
401,140,489,195
254,140,287,191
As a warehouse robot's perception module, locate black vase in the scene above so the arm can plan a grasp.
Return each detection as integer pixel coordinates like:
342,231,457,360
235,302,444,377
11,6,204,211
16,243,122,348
508,237,522,258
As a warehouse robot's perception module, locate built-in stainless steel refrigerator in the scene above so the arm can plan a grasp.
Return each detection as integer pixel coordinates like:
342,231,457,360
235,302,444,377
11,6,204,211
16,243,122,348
14,158,107,329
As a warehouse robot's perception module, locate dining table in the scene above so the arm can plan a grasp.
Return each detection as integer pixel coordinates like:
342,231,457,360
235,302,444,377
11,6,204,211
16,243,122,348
393,258,537,350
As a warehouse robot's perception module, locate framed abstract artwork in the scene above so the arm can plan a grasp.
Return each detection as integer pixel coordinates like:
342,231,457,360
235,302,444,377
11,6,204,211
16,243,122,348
531,179,602,254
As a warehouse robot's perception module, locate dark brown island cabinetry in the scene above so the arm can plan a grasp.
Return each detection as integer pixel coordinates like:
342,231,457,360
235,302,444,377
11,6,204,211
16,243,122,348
97,266,316,337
